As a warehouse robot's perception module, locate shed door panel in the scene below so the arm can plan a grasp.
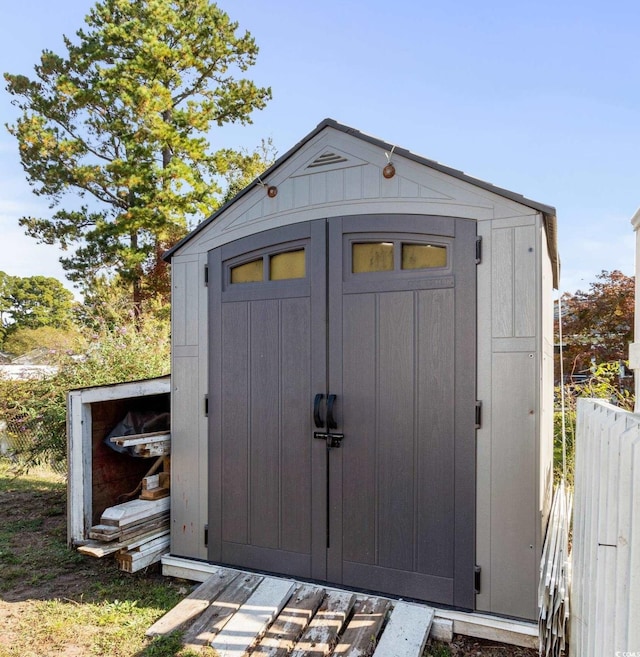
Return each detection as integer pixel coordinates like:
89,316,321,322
208,221,327,579
327,215,476,608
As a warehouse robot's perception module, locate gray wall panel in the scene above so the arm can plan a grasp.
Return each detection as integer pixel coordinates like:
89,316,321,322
491,351,537,619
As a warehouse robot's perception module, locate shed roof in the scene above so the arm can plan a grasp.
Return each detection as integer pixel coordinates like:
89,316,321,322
164,118,559,286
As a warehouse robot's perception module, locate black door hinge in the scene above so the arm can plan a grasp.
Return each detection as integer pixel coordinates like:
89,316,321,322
204,524,208,547
475,565,481,594
475,236,482,264
475,401,482,429
204,395,209,417
204,264,209,286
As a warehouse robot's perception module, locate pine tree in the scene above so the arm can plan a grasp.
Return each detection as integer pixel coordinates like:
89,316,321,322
5,0,271,316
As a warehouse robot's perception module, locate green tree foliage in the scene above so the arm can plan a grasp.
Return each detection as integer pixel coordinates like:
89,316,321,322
0,272,75,348
553,270,636,488
2,325,85,358
558,270,634,378
4,275,75,331
4,0,271,315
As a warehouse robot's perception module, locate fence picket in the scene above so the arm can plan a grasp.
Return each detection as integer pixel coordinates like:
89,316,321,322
571,400,640,656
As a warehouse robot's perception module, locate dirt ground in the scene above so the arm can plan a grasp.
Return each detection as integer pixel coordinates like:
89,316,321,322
0,467,540,657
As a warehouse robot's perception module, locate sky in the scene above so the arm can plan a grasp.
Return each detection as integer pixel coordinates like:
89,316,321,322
0,0,639,297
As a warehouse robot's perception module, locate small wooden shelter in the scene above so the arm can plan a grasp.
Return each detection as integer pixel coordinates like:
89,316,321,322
163,119,557,621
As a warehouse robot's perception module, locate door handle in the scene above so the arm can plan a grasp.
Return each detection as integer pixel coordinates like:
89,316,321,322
326,394,337,430
313,394,325,428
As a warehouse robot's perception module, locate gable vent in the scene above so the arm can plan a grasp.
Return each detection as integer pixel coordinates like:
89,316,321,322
307,152,349,169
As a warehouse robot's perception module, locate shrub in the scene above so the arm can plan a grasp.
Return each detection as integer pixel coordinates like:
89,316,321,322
0,315,170,468
553,361,634,487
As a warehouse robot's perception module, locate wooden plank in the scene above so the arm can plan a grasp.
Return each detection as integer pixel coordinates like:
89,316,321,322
372,602,434,657
133,441,171,457
117,546,169,572
100,497,170,526
182,573,262,650
89,524,120,540
332,597,390,657
290,590,356,657
87,513,170,544
430,618,453,643
67,390,90,545
116,512,170,538
142,474,161,490
146,570,239,637
118,535,171,562
252,585,325,657
139,487,170,500
210,577,295,657
109,430,170,446
78,377,170,404
78,528,169,558
449,614,537,650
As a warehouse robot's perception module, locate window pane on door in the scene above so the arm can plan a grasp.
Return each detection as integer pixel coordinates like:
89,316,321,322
231,258,264,283
352,242,394,273
401,243,447,270
270,249,306,280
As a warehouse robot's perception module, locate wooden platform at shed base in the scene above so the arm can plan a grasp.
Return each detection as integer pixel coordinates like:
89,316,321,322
157,555,538,652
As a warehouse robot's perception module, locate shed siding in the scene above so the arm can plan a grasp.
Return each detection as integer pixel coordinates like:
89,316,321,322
168,125,553,619
176,131,531,259
491,351,538,619
475,216,546,620
171,255,208,559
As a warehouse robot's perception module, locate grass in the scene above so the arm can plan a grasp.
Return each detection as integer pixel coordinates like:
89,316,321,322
0,462,537,657
424,644,452,657
0,461,197,657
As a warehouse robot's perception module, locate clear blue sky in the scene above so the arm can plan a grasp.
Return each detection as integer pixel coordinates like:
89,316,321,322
1,0,638,295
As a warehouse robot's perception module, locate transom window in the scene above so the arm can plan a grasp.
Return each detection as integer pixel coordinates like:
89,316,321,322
230,248,306,284
351,241,447,274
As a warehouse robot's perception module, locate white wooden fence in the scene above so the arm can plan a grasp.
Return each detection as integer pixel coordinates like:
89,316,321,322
571,399,640,656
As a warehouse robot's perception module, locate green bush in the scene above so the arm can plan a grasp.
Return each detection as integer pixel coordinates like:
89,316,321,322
0,315,170,468
2,326,85,358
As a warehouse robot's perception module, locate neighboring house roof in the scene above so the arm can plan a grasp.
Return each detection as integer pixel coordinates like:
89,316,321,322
11,348,53,366
0,364,57,381
164,118,559,286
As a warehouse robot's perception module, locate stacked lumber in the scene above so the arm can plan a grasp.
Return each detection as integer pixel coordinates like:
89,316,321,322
538,480,572,657
116,531,171,573
109,430,171,457
79,495,171,573
140,472,171,500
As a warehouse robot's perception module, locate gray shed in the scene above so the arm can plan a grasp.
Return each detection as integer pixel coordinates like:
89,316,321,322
163,119,556,621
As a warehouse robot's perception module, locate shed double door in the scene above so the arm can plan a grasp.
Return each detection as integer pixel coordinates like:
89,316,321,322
208,214,476,608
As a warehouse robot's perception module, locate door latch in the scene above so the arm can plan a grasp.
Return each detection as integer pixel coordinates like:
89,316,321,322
314,432,344,449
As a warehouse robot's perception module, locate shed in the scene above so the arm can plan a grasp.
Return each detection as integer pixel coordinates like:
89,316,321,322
163,119,556,621
67,376,171,546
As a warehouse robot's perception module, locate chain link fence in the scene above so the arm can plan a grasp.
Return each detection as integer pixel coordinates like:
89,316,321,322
0,413,66,474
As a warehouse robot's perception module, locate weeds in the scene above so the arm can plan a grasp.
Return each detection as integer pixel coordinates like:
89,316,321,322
424,641,452,656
